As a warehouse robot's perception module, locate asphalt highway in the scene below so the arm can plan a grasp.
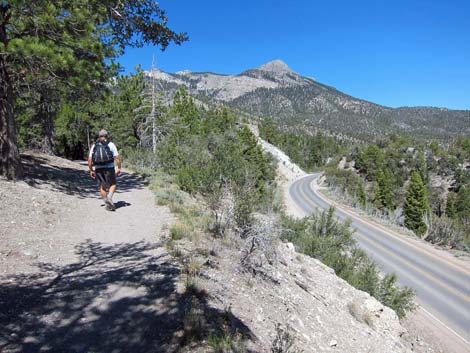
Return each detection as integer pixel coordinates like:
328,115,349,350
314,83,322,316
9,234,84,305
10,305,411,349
289,173,470,349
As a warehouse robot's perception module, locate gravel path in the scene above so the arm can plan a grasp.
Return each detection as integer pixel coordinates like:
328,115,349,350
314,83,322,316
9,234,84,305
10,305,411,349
0,152,185,353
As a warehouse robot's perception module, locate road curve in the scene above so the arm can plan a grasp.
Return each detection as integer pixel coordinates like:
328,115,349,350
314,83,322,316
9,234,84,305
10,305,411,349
290,173,470,350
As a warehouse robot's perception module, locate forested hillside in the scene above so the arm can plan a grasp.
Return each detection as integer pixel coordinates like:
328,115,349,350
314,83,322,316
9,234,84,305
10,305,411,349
328,141,469,250
258,112,470,251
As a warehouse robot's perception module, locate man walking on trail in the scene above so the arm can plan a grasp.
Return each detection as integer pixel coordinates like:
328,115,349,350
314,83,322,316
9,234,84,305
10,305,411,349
88,129,122,211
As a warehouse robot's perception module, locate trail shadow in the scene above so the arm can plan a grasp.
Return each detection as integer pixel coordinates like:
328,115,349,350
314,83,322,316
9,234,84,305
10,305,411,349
0,241,255,353
22,154,146,199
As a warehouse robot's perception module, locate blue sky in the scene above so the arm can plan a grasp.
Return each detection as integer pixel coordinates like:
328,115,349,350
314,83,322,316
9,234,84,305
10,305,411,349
118,0,470,109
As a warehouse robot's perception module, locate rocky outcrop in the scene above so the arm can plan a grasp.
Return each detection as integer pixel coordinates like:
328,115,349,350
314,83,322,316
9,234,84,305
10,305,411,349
199,240,413,353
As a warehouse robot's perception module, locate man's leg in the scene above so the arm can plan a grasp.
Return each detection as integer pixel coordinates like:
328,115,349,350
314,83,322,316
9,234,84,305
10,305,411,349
105,168,117,210
96,170,108,202
100,183,107,200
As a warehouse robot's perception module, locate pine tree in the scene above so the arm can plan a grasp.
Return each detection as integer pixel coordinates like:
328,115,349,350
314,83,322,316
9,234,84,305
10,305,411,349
455,186,470,223
171,87,200,137
0,1,187,179
357,178,367,207
416,151,429,185
356,144,385,181
445,193,457,219
374,169,394,211
404,171,430,236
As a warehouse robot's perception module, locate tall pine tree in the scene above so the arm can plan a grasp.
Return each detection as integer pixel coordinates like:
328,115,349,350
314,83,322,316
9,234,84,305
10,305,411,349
404,171,430,236
0,1,187,179
445,193,457,219
356,178,367,207
374,169,395,211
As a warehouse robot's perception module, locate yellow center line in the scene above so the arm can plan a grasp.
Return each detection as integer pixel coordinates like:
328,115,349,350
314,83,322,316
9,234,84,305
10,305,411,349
305,175,470,276
354,231,470,303
295,178,470,303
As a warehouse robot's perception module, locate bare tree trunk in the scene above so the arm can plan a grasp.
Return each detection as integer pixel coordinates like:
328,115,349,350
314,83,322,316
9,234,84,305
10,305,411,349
39,95,55,155
0,54,23,180
86,125,90,150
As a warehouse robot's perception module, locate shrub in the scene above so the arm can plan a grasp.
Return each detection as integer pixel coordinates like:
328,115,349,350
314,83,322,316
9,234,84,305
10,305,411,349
426,216,469,251
347,300,374,327
324,167,369,208
207,184,235,238
183,297,205,340
240,212,280,273
170,223,190,240
377,274,415,318
208,333,233,353
156,93,276,213
123,148,160,175
271,323,301,353
282,208,415,318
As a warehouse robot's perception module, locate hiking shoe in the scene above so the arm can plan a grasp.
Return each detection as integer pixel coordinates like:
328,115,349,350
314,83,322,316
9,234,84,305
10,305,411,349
105,198,116,211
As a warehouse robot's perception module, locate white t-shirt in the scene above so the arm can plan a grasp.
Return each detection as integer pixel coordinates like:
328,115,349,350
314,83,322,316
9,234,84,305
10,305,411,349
89,141,119,169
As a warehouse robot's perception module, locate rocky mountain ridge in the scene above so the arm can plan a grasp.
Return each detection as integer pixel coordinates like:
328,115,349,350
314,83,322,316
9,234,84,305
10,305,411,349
148,60,470,138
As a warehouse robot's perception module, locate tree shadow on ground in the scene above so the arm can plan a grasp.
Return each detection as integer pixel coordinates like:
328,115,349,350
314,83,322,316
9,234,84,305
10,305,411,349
0,241,255,353
21,154,146,199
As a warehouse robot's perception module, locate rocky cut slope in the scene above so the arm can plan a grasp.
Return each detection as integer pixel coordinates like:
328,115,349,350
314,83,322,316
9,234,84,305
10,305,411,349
147,60,470,139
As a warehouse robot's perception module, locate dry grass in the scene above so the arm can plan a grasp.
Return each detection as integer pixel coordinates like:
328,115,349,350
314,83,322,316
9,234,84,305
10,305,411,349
183,255,204,278
183,296,205,340
165,239,183,257
271,323,302,353
347,300,375,328
170,222,193,240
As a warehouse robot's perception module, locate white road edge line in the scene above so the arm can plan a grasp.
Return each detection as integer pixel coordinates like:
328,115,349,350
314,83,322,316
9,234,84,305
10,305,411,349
420,306,470,346
308,175,469,275
294,174,470,347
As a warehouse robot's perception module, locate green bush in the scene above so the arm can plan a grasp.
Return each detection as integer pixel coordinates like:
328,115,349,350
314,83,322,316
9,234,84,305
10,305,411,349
282,208,415,318
324,167,368,208
156,90,276,224
377,273,415,318
154,189,172,205
207,333,233,353
122,148,160,174
170,223,189,240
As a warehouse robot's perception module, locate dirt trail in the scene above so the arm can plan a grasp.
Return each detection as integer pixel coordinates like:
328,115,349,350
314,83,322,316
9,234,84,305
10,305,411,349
0,152,187,353
63,164,173,247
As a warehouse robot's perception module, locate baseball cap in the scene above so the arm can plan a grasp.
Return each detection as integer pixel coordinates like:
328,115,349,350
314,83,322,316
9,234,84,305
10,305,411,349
98,129,108,137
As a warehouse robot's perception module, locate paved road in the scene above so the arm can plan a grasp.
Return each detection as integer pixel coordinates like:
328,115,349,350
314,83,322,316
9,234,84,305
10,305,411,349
290,173,470,350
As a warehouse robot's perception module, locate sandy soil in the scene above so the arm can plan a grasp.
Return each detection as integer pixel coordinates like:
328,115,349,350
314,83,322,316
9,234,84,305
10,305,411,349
0,152,192,353
1,151,175,275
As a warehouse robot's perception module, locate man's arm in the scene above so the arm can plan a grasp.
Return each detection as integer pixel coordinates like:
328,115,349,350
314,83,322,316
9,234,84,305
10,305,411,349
115,156,122,176
110,143,122,176
88,157,95,179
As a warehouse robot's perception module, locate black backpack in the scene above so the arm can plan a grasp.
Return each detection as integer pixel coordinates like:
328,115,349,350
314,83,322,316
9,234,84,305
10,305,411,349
92,140,114,165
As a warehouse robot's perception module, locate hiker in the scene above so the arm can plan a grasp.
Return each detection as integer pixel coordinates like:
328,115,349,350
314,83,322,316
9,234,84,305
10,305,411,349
88,129,122,211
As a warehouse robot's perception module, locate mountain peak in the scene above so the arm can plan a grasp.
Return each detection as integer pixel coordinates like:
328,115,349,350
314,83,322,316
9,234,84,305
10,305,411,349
257,60,294,74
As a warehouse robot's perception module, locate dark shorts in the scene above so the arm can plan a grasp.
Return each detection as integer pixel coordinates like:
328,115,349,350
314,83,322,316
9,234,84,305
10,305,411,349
96,167,116,188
